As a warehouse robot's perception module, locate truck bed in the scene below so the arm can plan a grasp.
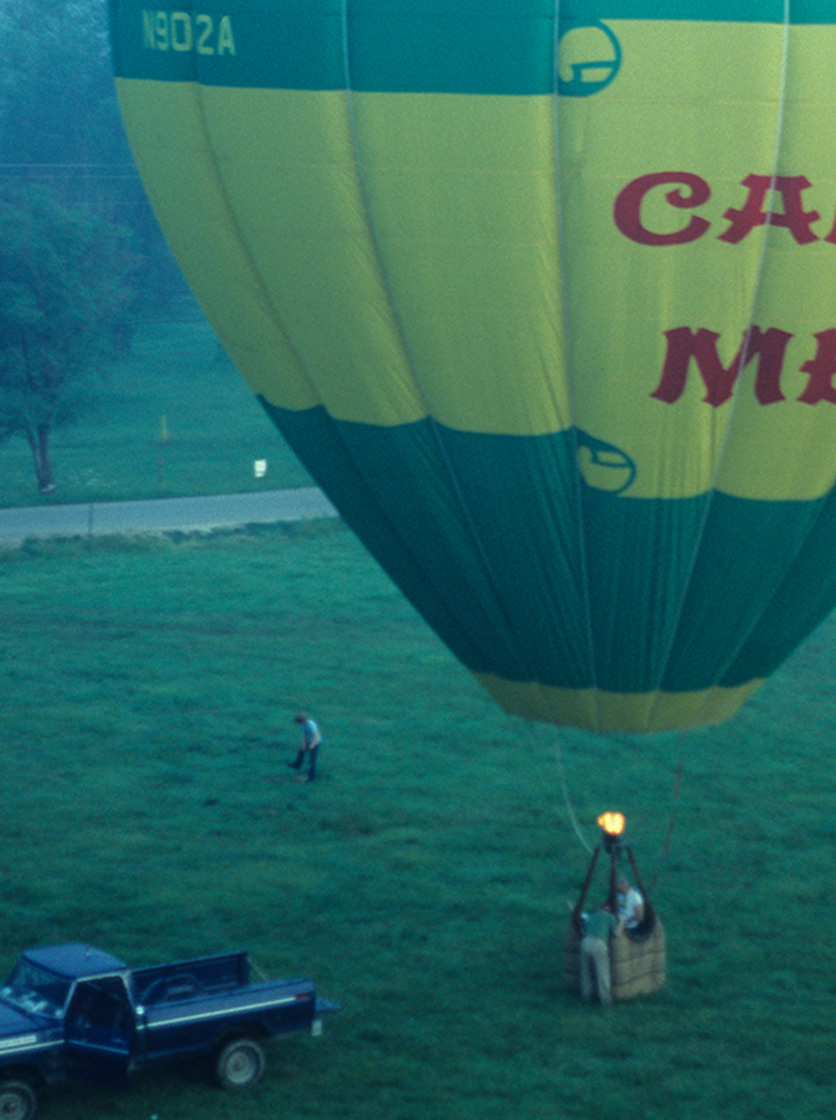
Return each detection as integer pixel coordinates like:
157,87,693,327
131,951,251,1005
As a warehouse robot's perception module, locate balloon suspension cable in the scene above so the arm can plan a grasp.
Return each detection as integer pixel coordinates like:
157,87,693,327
544,725,594,855
540,722,684,884
644,733,685,894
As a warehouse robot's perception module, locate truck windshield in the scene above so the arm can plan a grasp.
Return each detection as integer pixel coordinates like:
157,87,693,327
1,962,72,1019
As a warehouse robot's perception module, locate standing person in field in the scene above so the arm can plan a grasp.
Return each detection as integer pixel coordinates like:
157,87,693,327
287,712,321,783
579,904,623,1005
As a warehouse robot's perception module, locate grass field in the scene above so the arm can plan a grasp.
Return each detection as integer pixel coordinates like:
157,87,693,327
0,520,834,1120
0,314,313,508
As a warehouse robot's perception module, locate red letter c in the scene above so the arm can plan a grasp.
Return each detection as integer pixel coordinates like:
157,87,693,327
614,172,711,246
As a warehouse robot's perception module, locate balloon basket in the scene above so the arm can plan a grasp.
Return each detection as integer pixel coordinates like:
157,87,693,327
564,843,666,1002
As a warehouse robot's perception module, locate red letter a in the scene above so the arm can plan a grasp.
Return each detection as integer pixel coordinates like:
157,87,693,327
719,175,820,244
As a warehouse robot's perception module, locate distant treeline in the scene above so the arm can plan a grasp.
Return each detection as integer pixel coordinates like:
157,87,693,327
0,0,189,317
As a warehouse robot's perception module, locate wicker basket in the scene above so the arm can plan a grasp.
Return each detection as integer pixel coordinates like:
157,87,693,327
564,911,666,1002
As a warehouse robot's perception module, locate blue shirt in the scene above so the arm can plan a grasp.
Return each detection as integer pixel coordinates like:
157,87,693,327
302,719,321,748
583,910,617,940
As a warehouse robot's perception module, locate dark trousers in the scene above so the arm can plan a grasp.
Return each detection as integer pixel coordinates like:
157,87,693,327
290,747,318,780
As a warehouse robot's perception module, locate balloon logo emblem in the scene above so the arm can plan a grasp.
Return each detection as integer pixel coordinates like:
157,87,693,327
557,23,622,97
575,432,636,494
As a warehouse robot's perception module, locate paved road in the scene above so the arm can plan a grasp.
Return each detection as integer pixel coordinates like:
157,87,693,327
0,488,338,545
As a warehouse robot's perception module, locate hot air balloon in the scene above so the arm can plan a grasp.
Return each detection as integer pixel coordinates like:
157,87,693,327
108,1,836,733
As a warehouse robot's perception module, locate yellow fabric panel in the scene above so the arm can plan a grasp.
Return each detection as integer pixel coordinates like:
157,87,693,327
349,93,572,435
190,86,427,425
478,673,763,733
114,78,315,410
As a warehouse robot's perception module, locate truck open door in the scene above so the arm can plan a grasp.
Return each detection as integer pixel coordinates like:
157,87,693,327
63,977,134,1086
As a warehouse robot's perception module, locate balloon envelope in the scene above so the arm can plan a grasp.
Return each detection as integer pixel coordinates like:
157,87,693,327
109,1,836,731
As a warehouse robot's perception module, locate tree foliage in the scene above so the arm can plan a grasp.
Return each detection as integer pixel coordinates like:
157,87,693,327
0,186,138,492
0,0,187,313
0,0,126,168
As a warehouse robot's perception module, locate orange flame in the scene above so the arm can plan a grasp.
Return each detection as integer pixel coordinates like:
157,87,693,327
597,811,626,836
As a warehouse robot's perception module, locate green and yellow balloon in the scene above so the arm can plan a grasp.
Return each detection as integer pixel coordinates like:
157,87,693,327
109,1,836,731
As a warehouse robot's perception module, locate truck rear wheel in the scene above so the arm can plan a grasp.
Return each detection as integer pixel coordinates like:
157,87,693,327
214,1038,266,1090
0,1081,37,1120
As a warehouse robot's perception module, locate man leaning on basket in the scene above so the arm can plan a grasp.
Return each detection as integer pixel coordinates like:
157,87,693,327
579,904,624,1005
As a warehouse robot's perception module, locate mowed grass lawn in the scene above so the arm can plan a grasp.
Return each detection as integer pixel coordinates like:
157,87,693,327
0,520,834,1120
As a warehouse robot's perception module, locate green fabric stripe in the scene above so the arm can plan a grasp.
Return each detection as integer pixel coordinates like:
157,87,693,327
657,493,836,690
561,0,807,20
109,0,821,92
265,402,592,686
715,487,836,687
260,404,836,696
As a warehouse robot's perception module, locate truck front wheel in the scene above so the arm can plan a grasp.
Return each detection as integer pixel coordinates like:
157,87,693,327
0,1081,38,1120
214,1038,266,1090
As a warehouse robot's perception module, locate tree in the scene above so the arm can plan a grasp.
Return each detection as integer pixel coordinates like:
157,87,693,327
0,186,138,492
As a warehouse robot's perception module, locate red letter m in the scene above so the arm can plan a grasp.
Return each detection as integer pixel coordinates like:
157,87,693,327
652,326,793,406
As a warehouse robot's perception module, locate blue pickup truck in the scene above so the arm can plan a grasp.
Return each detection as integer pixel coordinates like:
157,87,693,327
0,943,339,1119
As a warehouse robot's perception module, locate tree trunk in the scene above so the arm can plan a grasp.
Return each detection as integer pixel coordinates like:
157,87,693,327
29,424,55,493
